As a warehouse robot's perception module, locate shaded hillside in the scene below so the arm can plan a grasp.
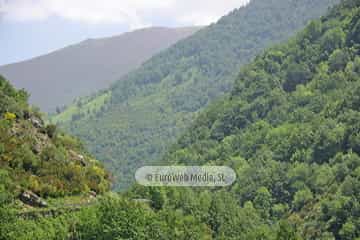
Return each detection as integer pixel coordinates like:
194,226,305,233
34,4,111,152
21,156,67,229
54,0,339,190
151,0,360,238
0,27,201,112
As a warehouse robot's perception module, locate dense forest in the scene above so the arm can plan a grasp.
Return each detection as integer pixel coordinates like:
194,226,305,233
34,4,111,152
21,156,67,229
53,0,339,190
1,0,360,239
145,0,359,238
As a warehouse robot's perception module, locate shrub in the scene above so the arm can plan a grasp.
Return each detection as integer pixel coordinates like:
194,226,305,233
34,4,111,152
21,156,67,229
4,112,16,121
45,124,57,138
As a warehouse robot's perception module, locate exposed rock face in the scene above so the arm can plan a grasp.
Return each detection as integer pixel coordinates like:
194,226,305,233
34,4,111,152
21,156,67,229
69,150,87,166
32,143,42,154
20,190,48,208
30,117,44,129
89,191,97,198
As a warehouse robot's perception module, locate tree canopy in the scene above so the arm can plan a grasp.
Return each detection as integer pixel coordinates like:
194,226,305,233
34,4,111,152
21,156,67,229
53,0,339,190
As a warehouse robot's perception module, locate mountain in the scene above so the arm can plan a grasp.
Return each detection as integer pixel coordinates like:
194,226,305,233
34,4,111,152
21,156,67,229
1,1,359,239
4,0,355,238
53,0,340,190
152,0,360,238
0,74,210,239
0,27,201,112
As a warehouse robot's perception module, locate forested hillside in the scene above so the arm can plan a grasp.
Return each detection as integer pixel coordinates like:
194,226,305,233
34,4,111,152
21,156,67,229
2,1,360,239
0,27,201,112
0,75,211,239
54,0,339,190
134,1,359,238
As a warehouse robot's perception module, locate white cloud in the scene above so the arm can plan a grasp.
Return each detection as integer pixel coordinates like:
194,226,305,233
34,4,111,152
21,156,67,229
0,0,250,29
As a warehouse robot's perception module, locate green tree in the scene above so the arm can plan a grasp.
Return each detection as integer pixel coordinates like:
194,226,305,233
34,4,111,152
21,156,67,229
293,187,313,211
329,49,350,72
283,63,312,92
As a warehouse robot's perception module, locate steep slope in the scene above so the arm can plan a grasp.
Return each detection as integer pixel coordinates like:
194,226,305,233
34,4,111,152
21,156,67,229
1,1,359,239
55,0,340,190
0,75,211,240
0,27,201,112
0,74,110,200
153,0,360,238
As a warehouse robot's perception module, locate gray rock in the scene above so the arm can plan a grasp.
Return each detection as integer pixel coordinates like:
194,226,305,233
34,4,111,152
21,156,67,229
69,150,87,166
20,190,48,208
30,117,44,128
89,191,97,198
32,143,42,154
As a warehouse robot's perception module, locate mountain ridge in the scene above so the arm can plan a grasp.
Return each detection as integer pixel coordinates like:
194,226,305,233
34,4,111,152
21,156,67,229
54,0,340,190
1,0,359,239
0,26,201,112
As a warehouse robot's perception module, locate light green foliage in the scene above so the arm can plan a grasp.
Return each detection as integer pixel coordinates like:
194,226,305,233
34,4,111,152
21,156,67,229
0,75,111,198
293,187,313,211
0,194,210,240
51,90,111,123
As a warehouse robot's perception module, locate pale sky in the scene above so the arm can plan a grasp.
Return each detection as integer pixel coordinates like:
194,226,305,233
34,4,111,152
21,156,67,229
0,0,250,65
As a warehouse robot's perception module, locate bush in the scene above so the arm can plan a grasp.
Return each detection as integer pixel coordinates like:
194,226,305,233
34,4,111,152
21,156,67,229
45,124,57,138
4,112,16,121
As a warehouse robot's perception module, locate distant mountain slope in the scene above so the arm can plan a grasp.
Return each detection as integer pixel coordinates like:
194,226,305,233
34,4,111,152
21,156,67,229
54,0,339,190
0,27,201,112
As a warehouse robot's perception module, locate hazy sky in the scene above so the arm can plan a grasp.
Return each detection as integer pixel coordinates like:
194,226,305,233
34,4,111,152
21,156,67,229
0,0,249,66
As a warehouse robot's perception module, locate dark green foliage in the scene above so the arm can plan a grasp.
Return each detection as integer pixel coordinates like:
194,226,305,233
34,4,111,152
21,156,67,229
276,221,302,240
45,124,57,138
283,63,312,92
321,27,346,53
55,0,339,190
329,49,351,71
153,1,360,239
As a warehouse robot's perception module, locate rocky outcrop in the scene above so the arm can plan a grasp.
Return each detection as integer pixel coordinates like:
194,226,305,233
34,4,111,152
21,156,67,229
89,190,97,198
30,116,44,129
69,150,87,166
20,190,48,208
